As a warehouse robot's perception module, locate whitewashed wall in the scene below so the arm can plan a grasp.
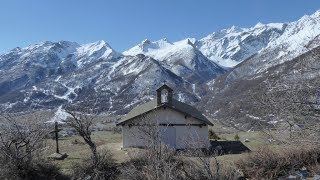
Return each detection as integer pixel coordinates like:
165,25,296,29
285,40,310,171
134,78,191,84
121,108,210,149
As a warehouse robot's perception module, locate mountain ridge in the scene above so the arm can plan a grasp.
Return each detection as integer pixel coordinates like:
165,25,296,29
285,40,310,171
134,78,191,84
0,10,320,129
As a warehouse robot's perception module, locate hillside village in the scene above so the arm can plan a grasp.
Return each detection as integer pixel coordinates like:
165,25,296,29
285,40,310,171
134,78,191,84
0,7,320,180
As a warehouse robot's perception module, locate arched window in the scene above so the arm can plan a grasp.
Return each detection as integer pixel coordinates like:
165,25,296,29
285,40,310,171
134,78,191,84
161,89,168,103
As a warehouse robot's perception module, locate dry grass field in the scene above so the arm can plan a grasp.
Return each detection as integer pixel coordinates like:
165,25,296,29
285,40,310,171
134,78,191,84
44,131,125,175
43,128,273,176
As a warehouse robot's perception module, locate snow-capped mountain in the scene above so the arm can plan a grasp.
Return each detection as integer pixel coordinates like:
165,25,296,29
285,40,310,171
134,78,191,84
125,38,225,82
0,40,120,97
76,40,120,67
0,39,223,113
123,23,287,68
200,10,320,130
0,40,120,74
195,23,286,67
0,9,319,122
123,38,173,55
201,45,320,130
225,9,320,83
124,10,319,70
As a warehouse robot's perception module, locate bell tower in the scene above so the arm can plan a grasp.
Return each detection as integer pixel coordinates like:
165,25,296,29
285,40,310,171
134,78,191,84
156,83,173,106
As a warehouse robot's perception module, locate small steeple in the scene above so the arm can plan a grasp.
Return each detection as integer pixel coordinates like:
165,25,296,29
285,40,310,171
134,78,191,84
156,82,173,106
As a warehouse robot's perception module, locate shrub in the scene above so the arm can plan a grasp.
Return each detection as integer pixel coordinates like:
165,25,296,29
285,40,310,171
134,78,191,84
181,148,241,180
120,146,241,180
72,150,118,180
236,145,320,179
120,145,184,180
0,155,68,180
208,129,220,140
182,158,241,180
234,134,240,141
0,115,67,180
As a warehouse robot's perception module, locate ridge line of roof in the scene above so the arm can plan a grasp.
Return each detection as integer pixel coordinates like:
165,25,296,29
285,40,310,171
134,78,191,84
116,98,213,126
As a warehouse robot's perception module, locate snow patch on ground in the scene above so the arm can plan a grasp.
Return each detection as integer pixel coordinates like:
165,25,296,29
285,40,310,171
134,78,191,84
192,84,196,93
107,58,126,80
55,76,61,82
53,83,80,102
268,120,278,124
246,114,261,120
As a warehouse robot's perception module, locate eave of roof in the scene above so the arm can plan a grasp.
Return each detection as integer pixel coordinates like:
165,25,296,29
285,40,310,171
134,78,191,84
116,99,213,126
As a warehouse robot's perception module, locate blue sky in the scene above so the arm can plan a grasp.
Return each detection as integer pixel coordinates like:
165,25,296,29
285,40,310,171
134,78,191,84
0,0,319,53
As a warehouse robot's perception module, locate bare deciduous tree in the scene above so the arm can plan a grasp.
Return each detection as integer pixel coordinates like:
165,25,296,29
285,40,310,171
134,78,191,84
0,113,62,179
63,99,119,179
64,110,98,162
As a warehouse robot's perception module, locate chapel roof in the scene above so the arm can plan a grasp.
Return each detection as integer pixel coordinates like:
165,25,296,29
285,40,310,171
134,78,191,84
116,98,213,126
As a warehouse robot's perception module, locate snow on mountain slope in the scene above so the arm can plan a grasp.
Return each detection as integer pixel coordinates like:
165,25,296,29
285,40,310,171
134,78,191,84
123,38,173,55
0,40,120,107
124,38,225,82
150,39,225,82
123,10,319,69
0,38,212,113
146,38,196,62
1,9,320,116
224,10,320,83
0,41,79,71
76,40,120,67
0,52,203,114
0,40,120,73
78,54,205,114
266,10,320,62
0,38,212,114
0,41,80,89
196,23,286,67
123,22,287,69
200,10,320,130
201,45,320,130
